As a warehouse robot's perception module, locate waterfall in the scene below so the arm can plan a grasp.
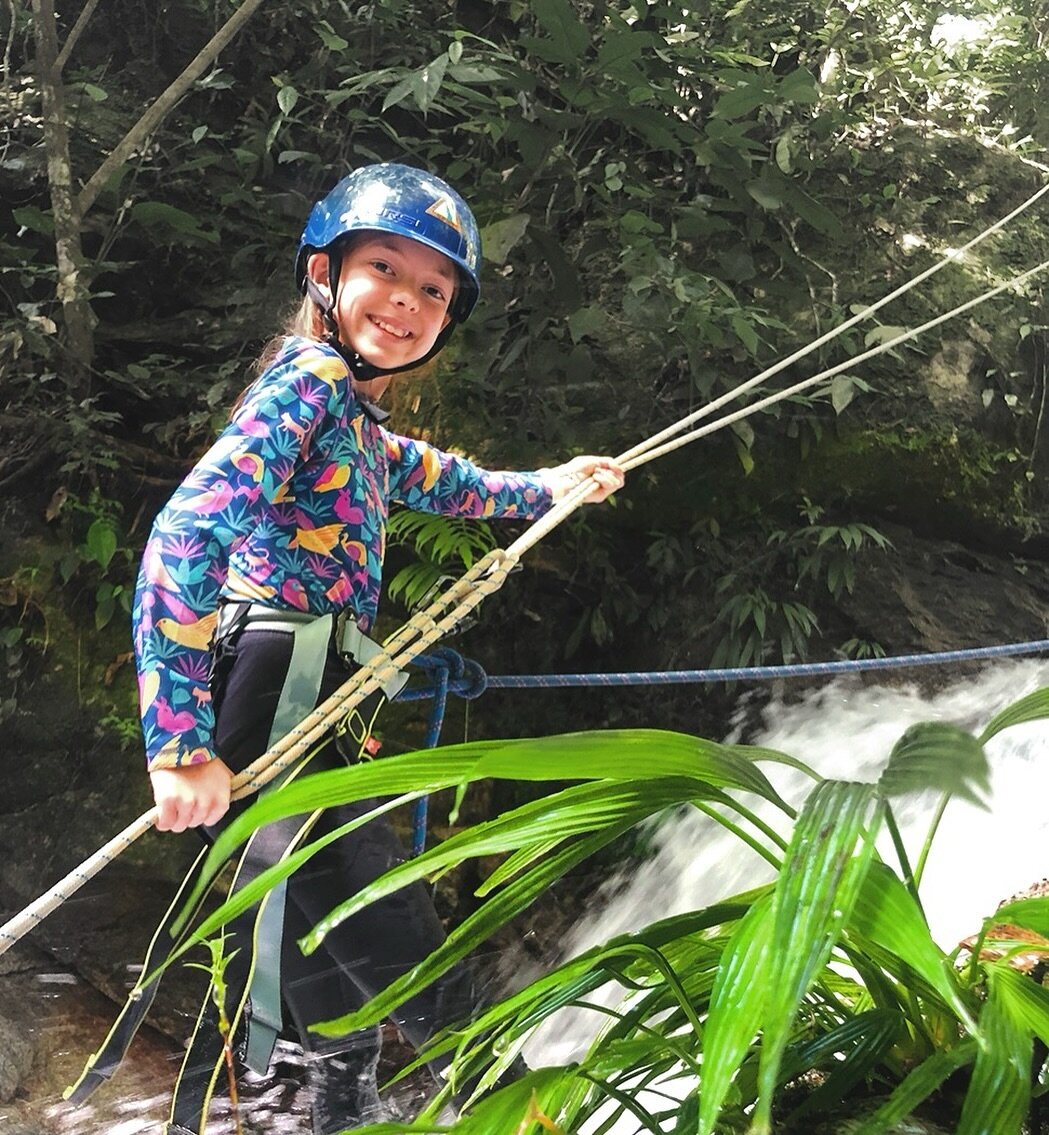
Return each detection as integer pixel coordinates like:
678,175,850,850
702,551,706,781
523,657,1049,1110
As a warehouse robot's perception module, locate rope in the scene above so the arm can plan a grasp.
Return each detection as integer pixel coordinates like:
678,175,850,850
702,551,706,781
2,185,1047,956
481,638,1049,688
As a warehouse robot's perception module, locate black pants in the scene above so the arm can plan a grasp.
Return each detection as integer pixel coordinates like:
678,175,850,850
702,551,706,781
207,624,476,1063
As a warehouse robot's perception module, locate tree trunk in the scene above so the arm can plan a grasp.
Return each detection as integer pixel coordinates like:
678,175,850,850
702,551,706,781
31,0,95,388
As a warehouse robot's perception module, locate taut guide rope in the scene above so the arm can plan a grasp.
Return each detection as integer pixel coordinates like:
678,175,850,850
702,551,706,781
2,180,1048,955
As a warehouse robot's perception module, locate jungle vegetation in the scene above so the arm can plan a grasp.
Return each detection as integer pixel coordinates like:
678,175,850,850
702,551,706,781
6,0,1049,1131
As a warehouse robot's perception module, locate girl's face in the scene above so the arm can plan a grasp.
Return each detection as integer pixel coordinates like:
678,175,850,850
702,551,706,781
309,233,456,372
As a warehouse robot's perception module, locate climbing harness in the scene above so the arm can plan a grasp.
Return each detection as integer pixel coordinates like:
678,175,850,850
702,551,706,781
4,180,1049,966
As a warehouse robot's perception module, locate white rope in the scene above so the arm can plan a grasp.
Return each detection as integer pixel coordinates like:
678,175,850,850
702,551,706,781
618,179,1049,467
1,187,1046,956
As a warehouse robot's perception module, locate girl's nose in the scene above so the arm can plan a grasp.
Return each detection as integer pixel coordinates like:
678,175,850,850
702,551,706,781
391,285,418,312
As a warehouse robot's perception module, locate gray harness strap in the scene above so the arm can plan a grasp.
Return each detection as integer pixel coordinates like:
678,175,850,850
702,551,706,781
243,611,334,1073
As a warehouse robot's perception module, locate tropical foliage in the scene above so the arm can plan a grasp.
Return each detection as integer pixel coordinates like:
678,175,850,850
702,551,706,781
159,686,1049,1133
5,0,1049,690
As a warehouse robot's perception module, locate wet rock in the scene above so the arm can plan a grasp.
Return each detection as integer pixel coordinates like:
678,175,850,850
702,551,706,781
0,1009,36,1101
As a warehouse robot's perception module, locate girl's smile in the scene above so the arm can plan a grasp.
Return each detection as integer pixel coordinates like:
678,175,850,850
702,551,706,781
308,233,455,371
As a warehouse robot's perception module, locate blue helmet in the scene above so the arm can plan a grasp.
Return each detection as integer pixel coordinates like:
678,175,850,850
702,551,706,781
295,163,481,325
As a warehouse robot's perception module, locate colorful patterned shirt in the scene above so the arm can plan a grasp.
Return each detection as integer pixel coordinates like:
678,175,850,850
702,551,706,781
134,336,552,770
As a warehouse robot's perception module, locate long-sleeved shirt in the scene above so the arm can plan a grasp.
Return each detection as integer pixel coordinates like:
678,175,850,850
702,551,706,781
134,336,553,770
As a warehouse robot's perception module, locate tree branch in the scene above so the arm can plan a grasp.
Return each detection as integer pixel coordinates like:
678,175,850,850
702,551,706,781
76,0,268,218
54,0,102,74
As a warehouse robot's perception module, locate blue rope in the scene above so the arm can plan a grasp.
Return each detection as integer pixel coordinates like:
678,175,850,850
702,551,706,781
403,649,463,856
485,637,1049,688
396,637,1049,851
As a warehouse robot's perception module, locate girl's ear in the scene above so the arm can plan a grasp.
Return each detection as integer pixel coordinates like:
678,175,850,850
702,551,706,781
305,251,332,302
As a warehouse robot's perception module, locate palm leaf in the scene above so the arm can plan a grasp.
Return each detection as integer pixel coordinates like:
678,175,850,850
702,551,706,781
956,971,1032,1135
978,684,1049,744
178,730,788,926
991,963,1049,1048
878,721,990,807
697,895,773,1135
845,861,975,1029
849,1041,979,1135
753,779,882,1132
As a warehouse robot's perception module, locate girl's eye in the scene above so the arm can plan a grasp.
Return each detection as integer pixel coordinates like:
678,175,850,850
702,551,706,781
370,260,393,274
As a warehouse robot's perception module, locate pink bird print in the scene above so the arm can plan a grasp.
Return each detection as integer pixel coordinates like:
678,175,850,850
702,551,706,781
234,484,265,504
333,490,365,525
281,578,310,611
154,697,198,734
180,480,235,514
157,587,204,626
233,406,271,437
142,538,182,592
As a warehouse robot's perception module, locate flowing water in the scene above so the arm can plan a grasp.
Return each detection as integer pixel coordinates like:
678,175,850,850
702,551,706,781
4,659,1049,1133
523,657,1049,1129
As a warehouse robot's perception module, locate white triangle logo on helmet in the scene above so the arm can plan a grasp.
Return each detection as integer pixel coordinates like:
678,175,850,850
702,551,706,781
425,194,463,233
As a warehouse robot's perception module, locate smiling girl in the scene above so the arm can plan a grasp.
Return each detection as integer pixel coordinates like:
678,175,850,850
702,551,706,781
123,164,624,1134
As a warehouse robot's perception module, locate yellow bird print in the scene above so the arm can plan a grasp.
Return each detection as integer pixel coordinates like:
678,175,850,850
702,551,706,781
314,462,350,492
421,446,442,492
156,612,218,652
138,669,160,712
289,523,344,555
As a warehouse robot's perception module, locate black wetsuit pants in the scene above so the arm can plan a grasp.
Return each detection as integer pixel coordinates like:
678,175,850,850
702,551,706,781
188,624,476,1109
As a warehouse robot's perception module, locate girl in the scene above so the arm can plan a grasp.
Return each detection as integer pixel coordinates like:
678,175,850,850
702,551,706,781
131,163,623,1133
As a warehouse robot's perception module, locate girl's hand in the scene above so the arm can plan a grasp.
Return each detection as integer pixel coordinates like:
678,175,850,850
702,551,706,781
149,758,233,832
542,455,625,504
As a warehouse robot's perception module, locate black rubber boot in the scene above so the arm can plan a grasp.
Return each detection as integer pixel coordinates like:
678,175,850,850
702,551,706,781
306,1033,389,1135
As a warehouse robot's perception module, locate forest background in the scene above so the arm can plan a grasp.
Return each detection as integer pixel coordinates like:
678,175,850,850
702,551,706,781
3,0,1049,1127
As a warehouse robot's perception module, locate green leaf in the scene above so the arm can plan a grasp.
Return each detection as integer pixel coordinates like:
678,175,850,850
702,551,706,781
991,896,1049,940
531,0,590,59
956,973,1031,1134
277,85,299,114
850,1042,979,1135
12,206,54,236
697,896,772,1134
992,963,1049,1048
129,202,218,243
746,181,783,210
84,518,117,569
846,861,974,1027
480,213,530,264
831,374,857,413
566,305,610,344
713,73,773,119
731,313,759,354
978,685,1049,743
410,53,449,112
315,22,348,51
878,722,990,807
754,780,881,1127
